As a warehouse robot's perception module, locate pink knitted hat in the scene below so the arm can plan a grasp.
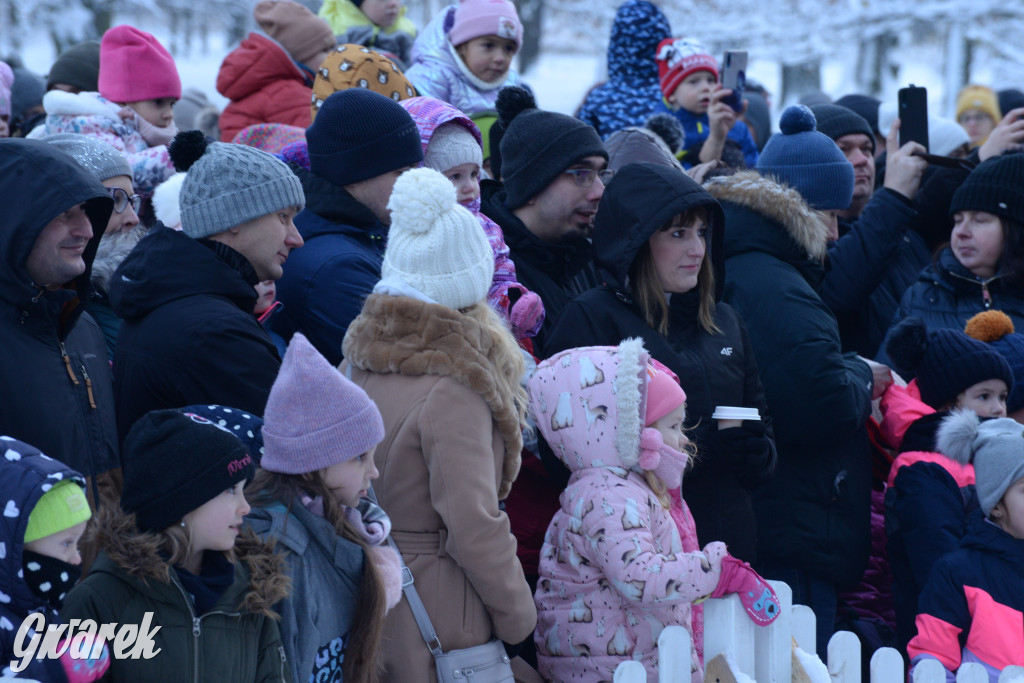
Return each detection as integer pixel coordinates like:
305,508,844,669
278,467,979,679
99,25,181,103
261,333,385,474
449,0,523,49
0,61,13,118
644,359,686,426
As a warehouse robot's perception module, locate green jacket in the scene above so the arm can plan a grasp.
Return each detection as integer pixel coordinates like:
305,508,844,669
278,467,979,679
62,513,291,683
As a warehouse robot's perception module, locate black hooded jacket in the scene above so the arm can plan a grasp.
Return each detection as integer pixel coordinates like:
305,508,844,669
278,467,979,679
0,139,119,485
545,163,775,562
110,228,280,442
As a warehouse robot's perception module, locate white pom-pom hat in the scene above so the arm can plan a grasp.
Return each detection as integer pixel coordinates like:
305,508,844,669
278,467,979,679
382,167,494,309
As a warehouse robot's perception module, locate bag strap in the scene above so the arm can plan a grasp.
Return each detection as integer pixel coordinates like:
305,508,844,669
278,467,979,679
386,534,444,657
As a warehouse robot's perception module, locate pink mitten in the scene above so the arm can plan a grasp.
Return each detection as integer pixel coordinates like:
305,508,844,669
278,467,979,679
508,290,545,338
710,555,780,626
59,635,110,683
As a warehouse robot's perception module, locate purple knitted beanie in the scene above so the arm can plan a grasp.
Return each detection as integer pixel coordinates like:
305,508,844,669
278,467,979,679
261,333,385,473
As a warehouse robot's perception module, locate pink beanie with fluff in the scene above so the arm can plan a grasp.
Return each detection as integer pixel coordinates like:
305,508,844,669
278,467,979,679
645,359,686,426
0,61,13,119
449,0,523,49
261,333,385,474
99,25,181,103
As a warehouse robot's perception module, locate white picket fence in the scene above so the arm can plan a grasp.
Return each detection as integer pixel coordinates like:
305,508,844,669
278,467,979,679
612,580,1024,683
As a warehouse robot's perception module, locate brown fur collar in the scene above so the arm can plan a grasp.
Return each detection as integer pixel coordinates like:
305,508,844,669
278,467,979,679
342,294,523,498
89,509,290,618
705,170,829,260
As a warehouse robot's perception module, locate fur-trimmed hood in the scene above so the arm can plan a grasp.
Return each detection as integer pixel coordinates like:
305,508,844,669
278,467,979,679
89,508,289,618
705,170,829,261
342,294,523,498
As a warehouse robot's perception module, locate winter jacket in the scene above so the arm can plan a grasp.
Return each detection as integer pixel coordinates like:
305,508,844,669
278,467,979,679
0,442,87,682
318,0,416,45
654,102,759,169
405,5,523,117
0,139,120,492
878,248,1024,366
818,188,929,358
27,90,175,195
111,228,281,442
530,340,725,683
707,171,874,588
272,165,387,366
908,518,1024,683
545,163,775,562
217,33,313,143
575,0,671,140
480,181,598,358
342,294,536,683
62,512,291,683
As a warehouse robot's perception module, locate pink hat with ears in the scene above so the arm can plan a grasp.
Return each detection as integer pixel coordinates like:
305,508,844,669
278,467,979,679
644,359,686,426
99,25,181,103
449,0,523,49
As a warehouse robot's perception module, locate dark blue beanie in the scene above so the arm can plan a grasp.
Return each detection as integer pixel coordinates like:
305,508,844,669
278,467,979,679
306,89,422,188
756,105,854,211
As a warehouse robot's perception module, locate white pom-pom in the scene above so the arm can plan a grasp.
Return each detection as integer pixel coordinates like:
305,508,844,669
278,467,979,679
936,409,981,465
153,172,187,229
386,168,458,233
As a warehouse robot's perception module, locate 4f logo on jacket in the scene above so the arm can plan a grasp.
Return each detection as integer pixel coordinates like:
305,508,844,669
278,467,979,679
720,347,733,356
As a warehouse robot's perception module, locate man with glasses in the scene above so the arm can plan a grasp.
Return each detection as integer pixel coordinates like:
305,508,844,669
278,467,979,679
481,86,609,358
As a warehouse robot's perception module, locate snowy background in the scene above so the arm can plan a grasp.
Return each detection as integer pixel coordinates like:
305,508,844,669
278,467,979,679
4,0,1024,129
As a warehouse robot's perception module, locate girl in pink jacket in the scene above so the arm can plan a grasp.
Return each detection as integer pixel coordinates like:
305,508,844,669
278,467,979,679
529,339,778,683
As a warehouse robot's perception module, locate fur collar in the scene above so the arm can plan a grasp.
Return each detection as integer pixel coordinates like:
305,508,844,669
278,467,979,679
705,170,829,260
343,294,522,499
41,90,123,120
90,509,289,618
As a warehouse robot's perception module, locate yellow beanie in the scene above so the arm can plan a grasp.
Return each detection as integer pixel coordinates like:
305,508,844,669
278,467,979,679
24,480,91,543
956,84,1001,124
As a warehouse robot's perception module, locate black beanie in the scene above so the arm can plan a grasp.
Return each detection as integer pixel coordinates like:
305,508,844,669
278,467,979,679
495,86,607,210
46,40,101,93
949,152,1024,227
306,89,423,188
121,409,256,533
885,318,1013,409
834,94,881,135
809,104,875,152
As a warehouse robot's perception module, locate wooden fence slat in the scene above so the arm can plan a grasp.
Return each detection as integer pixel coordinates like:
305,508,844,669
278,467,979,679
868,647,905,683
658,626,692,683
827,630,861,683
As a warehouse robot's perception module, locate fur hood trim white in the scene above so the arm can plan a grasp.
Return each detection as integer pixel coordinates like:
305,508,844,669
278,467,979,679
42,90,123,120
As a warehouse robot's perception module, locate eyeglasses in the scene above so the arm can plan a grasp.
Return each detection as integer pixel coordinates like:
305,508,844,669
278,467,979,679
107,187,142,214
563,168,615,188
958,112,993,125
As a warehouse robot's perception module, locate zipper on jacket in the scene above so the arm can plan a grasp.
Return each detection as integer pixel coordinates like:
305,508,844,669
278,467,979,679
59,342,80,386
79,364,97,409
278,646,287,681
982,281,992,309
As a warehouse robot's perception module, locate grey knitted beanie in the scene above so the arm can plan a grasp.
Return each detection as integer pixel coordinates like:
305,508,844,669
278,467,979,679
169,131,305,239
43,133,133,182
938,410,1024,515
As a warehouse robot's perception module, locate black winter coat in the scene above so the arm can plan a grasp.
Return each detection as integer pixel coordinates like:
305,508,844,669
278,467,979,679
481,180,598,358
0,139,119,488
111,228,280,442
546,163,776,562
707,171,875,588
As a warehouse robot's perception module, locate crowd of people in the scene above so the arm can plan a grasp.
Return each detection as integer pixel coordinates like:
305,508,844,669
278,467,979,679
2,0,1024,681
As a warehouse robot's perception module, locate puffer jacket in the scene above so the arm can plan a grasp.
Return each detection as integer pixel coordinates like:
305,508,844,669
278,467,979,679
405,5,523,117
707,171,874,588
217,33,313,143
61,512,291,683
27,90,175,195
530,340,725,683
575,0,671,139
318,0,416,44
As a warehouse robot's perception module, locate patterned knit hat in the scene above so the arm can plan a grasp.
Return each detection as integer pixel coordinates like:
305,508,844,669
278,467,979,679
809,103,876,152
965,310,1024,413
449,0,523,49
757,105,855,211
495,86,607,210
938,411,1024,515
424,122,483,173
121,409,256,532
382,168,493,308
43,133,133,182
47,40,101,93
307,88,422,187
168,131,304,239
886,317,1013,410
98,25,181,102
0,61,13,119
956,84,1001,124
311,45,417,121
253,0,335,71
261,333,385,474
655,38,719,101
949,152,1024,227
24,479,91,543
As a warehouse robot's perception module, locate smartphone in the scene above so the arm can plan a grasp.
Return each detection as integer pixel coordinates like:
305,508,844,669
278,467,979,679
721,50,747,113
898,85,929,151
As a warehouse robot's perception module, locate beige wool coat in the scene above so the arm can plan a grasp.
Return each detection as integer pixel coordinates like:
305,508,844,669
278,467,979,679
342,294,538,683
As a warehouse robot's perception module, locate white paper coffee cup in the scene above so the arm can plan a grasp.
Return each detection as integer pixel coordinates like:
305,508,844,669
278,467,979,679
711,406,760,429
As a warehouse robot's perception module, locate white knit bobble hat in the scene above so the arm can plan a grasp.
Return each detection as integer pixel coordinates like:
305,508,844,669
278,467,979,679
424,122,483,174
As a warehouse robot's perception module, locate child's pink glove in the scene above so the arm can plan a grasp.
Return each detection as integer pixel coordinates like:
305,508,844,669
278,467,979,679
710,555,781,626
59,635,110,682
134,111,178,147
508,289,545,338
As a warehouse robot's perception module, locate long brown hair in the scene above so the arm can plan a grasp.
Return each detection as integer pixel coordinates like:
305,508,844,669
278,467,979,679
246,470,386,683
629,208,719,336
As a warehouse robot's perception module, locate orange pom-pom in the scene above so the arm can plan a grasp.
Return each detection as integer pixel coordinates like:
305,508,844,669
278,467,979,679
965,310,1015,342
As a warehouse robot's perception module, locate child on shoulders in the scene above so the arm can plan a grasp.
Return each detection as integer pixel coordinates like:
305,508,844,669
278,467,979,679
319,0,417,67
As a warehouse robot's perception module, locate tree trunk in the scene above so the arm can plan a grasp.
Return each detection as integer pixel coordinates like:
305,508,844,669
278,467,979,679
780,61,821,108
517,0,543,75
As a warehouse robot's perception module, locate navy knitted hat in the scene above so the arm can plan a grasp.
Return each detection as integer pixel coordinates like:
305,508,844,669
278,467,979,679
965,311,1024,413
756,105,854,211
886,317,1014,410
949,152,1024,227
306,88,422,188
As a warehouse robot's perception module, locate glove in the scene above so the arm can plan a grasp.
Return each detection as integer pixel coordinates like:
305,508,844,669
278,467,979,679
705,421,773,488
508,288,544,339
135,111,178,147
710,554,780,626
59,634,110,683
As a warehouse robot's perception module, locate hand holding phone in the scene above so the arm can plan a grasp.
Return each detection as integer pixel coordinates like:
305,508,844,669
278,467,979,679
721,50,747,113
898,85,929,151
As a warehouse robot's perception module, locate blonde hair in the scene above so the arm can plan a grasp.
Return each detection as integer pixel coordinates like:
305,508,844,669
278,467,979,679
642,425,699,510
159,520,236,567
460,301,529,429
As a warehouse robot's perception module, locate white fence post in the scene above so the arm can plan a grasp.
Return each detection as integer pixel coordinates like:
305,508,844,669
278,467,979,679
912,658,947,683
957,663,989,683
869,647,905,683
1000,666,1024,683
704,593,756,676
790,605,816,655
658,626,692,683
827,631,861,683
613,660,646,683
756,580,793,683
